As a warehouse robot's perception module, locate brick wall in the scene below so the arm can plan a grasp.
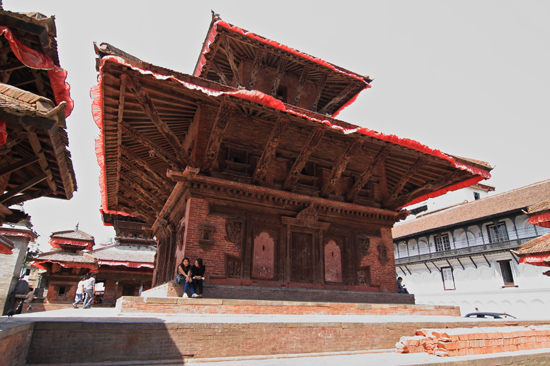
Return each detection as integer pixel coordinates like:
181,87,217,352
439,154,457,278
0,323,33,366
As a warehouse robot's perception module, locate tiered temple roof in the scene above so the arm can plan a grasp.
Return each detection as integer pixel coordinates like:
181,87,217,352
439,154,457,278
0,9,76,224
93,17,492,226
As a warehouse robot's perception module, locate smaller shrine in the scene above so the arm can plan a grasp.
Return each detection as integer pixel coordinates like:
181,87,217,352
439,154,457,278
31,225,156,309
516,200,550,274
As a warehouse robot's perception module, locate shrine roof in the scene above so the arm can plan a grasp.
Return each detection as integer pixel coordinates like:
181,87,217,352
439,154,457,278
50,229,94,242
517,233,550,256
193,17,371,117
94,44,492,224
393,179,550,239
528,200,550,215
33,249,96,264
89,243,156,265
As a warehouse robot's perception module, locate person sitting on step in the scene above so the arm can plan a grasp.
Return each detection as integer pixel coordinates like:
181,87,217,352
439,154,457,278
177,257,195,298
191,258,206,298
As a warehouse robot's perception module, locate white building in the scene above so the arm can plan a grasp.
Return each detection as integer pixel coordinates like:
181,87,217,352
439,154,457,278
393,179,550,319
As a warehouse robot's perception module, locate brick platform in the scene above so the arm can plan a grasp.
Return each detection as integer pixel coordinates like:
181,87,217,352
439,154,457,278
119,296,460,317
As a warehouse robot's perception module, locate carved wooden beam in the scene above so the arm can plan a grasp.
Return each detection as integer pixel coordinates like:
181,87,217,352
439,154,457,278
385,157,426,205
0,131,26,156
118,179,163,214
292,65,311,106
122,73,192,167
390,170,465,209
0,156,39,176
221,34,242,87
346,146,391,202
283,127,325,190
319,82,358,115
47,124,75,199
248,47,265,90
24,128,57,194
117,196,155,224
119,145,173,193
320,140,363,197
311,72,328,112
3,188,51,207
202,101,235,170
252,118,289,185
270,57,288,97
0,173,46,204
208,60,230,85
201,36,222,77
119,121,180,169
120,156,171,198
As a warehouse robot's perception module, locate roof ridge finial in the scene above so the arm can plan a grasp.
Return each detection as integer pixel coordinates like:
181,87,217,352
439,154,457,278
211,10,221,21
75,222,79,231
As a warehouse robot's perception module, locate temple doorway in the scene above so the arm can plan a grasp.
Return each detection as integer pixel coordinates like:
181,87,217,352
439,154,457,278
291,232,314,282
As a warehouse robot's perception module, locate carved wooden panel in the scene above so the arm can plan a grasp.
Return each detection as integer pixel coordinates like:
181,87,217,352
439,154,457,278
291,231,314,282
324,240,342,283
252,231,275,279
226,255,242,279
357,266,371,286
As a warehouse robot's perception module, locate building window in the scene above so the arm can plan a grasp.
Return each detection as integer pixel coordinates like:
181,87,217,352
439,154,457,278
441,267,455,290
473,192,481,200
435,234,451,252
498,260,515,286
487,222,509,243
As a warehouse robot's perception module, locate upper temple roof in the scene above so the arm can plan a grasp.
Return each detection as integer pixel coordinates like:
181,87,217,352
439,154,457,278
193,16,372,117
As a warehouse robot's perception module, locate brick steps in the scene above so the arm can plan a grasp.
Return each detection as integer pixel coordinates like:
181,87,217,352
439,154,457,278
396,325,550,357
119,295,460,317
143,281,417,304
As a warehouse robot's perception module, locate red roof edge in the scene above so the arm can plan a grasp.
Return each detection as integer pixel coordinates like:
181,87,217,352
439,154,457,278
95,55,491,214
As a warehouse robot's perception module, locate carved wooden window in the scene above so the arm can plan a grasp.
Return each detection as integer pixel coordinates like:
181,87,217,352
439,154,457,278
223,145,252,177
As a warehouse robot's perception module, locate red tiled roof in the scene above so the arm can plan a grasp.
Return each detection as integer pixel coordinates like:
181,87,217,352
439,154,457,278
528,200,550,215
393,179,550,239
518,233,550,255
50,229,94,241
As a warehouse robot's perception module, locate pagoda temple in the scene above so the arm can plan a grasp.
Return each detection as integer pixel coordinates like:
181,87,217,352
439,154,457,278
93,15,492,297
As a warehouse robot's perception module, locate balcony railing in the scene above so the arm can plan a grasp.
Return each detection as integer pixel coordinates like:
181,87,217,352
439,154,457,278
394,237,536,265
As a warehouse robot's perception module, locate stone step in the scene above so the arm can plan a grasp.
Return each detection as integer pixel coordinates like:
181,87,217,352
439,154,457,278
119,296,460,317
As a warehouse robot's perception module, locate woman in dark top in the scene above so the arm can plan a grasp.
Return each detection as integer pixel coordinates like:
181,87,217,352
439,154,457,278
177,257,195,298
191,258,206,298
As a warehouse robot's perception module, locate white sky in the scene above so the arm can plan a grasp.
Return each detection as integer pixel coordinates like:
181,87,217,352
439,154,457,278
5,1,550,248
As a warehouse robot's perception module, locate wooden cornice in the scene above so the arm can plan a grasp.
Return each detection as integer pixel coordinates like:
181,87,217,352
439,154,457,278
319,82,359,115
220,33,242,87
47,123,75,199
311,72,328,112
283,127,325,190
115,72,127,207
292,65,311,106
23,127,57,194
248,47,265,90
346,146,391,202
389,170,465,209
385,157,426,206
270,57,288,97
252,118,289,185
202,101,235,170
119,121,180,169
320,139,363,197
122,73,193,168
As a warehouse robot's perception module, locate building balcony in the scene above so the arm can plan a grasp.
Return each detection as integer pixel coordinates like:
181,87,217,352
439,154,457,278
394,237,537,266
